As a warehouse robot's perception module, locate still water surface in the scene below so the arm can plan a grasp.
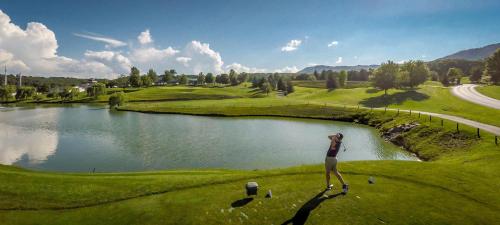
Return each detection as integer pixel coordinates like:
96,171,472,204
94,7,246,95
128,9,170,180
0,105,416,172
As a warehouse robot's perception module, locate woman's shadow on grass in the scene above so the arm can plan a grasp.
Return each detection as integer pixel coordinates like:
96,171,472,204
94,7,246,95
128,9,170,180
282,190,343,225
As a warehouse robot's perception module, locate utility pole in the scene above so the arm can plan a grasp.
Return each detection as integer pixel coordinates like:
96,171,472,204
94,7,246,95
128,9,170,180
18,73,22,87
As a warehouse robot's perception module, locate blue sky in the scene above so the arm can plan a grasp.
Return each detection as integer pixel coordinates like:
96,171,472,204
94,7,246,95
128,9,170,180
1,0,500,78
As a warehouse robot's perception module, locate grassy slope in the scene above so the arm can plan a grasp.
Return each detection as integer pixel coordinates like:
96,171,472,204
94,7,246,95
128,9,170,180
1,161,499,225
476,85,500,100
289,83,500,127
2,85,500,224
2,103,500,224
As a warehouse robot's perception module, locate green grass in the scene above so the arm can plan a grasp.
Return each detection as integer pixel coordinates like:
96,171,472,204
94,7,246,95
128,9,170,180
23,85,265,104
291,80,371,89
476,85,500,100
287,84,500,126
1,109,499,224
2,83,500,224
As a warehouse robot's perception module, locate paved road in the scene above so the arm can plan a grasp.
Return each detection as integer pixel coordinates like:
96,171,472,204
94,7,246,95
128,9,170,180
452,84,500,110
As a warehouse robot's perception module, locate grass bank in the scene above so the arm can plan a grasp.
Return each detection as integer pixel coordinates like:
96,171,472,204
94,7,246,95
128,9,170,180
1,103,499,224
2,85,500,224
476,85,500,100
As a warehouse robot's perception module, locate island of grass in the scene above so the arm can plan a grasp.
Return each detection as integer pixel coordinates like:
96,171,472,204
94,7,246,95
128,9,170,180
1,100,500,224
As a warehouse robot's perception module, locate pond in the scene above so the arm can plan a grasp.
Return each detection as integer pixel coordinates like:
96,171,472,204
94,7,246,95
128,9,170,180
0,105,417,172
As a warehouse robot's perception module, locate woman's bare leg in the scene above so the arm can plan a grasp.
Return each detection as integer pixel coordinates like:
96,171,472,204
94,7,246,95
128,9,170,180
333,167,346,185
325,165,331,187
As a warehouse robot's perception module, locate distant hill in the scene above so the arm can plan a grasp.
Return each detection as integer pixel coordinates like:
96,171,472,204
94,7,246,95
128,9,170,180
298,65,379,74
439,43,500,61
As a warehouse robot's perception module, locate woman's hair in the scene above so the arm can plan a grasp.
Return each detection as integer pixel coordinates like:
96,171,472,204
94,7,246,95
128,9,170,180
337,133,344,140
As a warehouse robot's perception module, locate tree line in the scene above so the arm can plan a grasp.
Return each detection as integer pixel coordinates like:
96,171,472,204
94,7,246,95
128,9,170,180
251,73,295,95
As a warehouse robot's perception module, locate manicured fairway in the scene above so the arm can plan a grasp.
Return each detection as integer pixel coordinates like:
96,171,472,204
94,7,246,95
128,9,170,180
2,84,500,224
476,85,500,100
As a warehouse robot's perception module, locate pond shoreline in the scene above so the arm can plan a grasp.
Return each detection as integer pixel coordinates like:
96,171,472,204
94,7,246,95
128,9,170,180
116,106,426,161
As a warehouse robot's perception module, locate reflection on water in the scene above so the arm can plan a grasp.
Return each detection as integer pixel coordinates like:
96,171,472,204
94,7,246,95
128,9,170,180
0,108,58,165
0,105,417,172
0,124,58,165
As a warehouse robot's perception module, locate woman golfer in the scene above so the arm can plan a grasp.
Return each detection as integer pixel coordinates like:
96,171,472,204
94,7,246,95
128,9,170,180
325,133,348,193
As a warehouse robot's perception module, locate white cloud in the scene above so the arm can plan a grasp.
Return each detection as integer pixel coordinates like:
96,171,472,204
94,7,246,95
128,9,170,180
176,57,192,66
307,62,319,66
274,66,299,73
74,33,127,48
327,41,339,48
181,41,224,74
0,49,30,72
84,50,131,74
0,10,116,78
130,47,179,63
137,29,153,45
335,57,343,64
225,63,267,73
0,10,299,78
281,39,302,52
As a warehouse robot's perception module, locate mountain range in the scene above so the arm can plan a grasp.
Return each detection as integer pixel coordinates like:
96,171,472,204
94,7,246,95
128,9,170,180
438,43,500,61
298,42,500,74
297,65,379,74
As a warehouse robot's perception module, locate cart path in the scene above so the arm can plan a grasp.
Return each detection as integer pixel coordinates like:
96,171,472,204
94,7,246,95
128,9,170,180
452,84,500,109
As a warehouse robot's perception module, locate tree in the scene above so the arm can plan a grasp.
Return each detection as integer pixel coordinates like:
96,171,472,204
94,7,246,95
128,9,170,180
313,70,319,80
229,69,239,86
320,70,327,80
237,72,249,84
58,88,70,101
447,68,463,85
258,77,266,88
277,77,287,91
147,69,158,83
179,75,188,85
163,70,174,84
141,75,152,87
373,60,398,95
469,67,483,83
307,74,317,81
400,60,429,88
109,92,127,108
129,67,141,87
427,59,483,79
286,80,295,94
430,71,439,81
15,86,36,100
251,77,259,88
87,83,106,97
360,69,370,81
169,69,177,76
220,74,230,84
260,81,272,95
485,48,500,84
338,70,347,87
205,73,214,84
326,72,339,89
197,72,205,86
440,72,450,86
